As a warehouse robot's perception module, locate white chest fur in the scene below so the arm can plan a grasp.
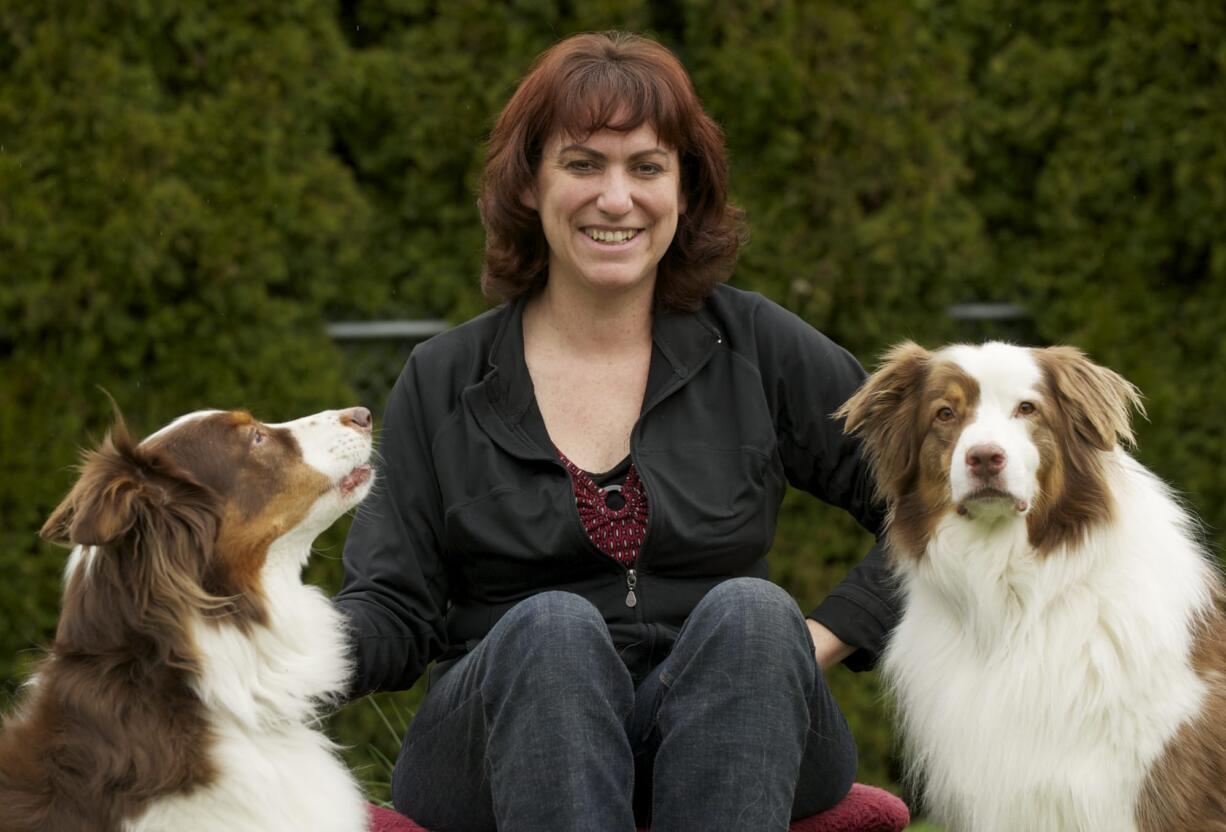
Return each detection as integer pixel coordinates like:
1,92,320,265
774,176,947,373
884,455,1213,832
126,551,366,832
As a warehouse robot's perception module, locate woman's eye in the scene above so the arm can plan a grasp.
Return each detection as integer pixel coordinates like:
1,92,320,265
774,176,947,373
635,163,663,175
1017,401,1037,416
936,406,956,422
565,160,596,172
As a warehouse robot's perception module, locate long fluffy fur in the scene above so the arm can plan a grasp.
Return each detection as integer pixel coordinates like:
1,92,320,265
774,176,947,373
845,343,1226,832
0,408,372,832
887,454,1216,830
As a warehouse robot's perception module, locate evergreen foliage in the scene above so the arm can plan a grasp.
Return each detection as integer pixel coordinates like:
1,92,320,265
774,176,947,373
2,0,1222,804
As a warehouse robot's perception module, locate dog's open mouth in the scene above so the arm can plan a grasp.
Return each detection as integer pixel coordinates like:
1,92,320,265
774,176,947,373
339,464,373,497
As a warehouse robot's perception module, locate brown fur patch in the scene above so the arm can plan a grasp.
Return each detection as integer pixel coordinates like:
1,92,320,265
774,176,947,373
1,416,223,830
836,342,932,505
211,452,331,617
1138,583,1226,831
0,408,324,830
1028,347,1144,554
145,412,329,626
837,342,982,560
891,359,982,559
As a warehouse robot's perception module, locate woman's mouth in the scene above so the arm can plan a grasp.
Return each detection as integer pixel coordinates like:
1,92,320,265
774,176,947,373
581,227,642,246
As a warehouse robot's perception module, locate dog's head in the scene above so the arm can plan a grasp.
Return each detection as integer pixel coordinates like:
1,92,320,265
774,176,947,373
40,407,374,664
837,342,1142,559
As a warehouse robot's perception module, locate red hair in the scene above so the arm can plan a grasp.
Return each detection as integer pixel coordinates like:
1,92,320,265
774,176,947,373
479,31,746,310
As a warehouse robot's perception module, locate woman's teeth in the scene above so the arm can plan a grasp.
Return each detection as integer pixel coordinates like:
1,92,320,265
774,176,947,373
584,228,639,243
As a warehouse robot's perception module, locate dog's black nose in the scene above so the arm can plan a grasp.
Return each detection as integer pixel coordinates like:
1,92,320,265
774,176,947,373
966,443,1006,477
341,407,372,431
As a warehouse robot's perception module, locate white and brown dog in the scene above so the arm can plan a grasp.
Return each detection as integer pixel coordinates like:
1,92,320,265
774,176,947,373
0,408,375,832
839,342,1226,832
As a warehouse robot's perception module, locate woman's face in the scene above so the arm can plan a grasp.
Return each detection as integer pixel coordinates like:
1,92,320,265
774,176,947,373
525,122,685,301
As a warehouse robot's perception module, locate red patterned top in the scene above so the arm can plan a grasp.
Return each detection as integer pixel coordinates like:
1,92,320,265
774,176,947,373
556,450,649,568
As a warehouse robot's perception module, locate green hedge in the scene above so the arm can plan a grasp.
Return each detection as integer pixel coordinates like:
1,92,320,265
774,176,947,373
2,0,1223,801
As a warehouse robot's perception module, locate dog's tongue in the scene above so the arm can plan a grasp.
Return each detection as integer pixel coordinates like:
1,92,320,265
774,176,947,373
340,465,371,495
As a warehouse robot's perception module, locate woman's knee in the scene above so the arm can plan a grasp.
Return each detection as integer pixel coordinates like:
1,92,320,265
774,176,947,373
684,578,814,679
479,591,633,721
489,591,624,675
694,577,806,632
498,590,605,641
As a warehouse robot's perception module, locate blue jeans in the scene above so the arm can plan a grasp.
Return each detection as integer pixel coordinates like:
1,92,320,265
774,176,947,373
391,578,857,831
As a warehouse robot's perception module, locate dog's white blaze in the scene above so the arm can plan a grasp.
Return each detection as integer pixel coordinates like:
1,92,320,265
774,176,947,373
271,410,370,484
884,345,1214,832
942,343,1044,511
140,409,223,446
267,410,376,556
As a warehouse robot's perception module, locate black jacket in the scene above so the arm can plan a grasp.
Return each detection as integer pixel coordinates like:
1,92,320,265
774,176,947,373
335,285,899,694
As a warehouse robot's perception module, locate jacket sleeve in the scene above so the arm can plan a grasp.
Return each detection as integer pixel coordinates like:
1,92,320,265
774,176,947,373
333,350,450,695
753,299,901,671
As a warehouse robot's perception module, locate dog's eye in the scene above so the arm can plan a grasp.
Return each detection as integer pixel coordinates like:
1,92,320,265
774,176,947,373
251,429,267,446
936,406,956,422
1017,401,1037,416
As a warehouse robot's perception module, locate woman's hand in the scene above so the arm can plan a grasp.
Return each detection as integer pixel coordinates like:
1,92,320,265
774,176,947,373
806,618,855,672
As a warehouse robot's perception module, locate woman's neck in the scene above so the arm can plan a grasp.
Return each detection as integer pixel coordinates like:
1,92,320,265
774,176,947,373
524,278,654,357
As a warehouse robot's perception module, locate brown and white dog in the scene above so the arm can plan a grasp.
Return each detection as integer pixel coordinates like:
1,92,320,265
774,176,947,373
838,342,1226,832
0,408,375,832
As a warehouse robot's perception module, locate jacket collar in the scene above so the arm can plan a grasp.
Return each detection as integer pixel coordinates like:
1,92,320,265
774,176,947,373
472,293,724,459
650,303,725,387
483,294,535,426
484,294,724,421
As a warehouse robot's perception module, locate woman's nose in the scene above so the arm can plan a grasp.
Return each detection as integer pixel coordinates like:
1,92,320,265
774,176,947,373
596,169,633,214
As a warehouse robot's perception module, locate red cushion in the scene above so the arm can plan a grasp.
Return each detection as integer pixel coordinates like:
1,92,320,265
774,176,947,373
367,783,909,831
789,784,911,832
368,806,423,832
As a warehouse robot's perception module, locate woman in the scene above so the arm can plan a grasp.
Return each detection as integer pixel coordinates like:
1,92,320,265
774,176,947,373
335,31,897,831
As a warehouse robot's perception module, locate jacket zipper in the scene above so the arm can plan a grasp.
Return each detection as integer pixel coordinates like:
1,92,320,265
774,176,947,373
544,327,725,613
623,325,723,610
625,568,638,608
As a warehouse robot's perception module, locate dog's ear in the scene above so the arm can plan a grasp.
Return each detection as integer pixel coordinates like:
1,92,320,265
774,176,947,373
1037,346,1144,452
42,420,138,546
835,341,930,500
41,418,218,550
45,411,227,667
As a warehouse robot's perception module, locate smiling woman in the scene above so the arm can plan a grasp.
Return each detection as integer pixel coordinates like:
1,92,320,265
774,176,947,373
334,30,900,832
478,31,744,311
522,124,684,303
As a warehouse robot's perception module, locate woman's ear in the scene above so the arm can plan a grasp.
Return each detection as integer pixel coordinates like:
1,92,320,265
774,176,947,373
520,187,538,211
